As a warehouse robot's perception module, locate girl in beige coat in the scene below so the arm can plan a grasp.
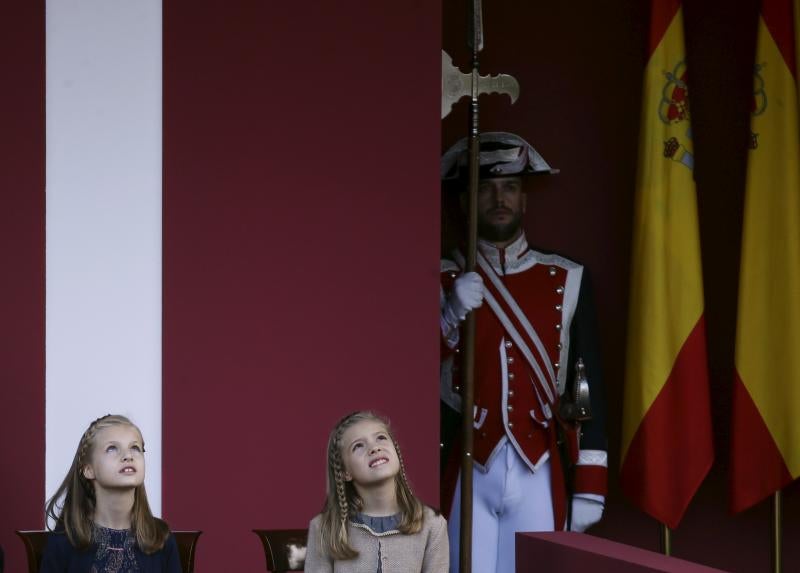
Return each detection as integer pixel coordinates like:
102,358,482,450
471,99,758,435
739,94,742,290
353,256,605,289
305,411,449,573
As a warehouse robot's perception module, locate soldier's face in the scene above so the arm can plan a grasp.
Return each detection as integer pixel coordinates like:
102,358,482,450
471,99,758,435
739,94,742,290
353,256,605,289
472,176,526,243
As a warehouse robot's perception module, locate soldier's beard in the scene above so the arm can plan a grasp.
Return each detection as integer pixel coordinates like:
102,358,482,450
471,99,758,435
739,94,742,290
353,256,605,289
478,211,524,244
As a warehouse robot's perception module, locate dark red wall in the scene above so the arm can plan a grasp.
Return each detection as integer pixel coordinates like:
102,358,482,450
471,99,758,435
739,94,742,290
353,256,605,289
443,1,799,571
0,1,46,571
162,1,441,571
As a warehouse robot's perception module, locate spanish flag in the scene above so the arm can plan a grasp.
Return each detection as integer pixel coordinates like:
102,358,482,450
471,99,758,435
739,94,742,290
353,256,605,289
620,0,714,529
731,0,800,513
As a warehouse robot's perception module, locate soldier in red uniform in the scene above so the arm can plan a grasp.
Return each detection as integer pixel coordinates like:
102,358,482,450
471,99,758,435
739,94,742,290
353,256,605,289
440,132,608,573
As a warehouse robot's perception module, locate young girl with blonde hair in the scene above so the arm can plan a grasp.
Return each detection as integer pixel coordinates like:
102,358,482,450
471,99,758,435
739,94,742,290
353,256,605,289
305,410,449,572
41,414,181,572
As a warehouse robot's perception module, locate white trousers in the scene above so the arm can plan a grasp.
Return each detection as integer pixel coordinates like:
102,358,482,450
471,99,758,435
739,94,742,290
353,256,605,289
448,441,554,573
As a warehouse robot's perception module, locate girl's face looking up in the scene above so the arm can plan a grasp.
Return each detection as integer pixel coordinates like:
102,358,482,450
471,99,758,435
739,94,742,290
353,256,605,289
83,424,146,491
341,419,400,488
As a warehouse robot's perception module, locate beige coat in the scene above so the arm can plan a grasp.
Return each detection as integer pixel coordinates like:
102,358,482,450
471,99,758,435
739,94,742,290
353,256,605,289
304,506,449,573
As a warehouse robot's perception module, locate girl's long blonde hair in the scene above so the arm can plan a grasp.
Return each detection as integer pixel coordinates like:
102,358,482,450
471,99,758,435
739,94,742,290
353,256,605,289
318,411,424,560
44,414,170,553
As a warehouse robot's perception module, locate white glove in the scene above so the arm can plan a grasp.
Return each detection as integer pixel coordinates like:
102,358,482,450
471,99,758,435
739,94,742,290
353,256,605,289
569,495,605,532
447,272,484,321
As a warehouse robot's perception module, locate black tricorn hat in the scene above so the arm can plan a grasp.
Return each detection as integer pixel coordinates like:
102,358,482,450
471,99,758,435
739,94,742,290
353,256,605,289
441,131,559,181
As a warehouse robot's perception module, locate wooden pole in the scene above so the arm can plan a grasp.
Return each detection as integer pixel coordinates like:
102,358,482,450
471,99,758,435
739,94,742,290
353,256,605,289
457,48,481,573
458,3,482,570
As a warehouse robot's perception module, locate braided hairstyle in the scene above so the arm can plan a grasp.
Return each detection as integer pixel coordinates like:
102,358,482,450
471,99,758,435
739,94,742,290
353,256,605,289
44,414,170,553
318,411,424,560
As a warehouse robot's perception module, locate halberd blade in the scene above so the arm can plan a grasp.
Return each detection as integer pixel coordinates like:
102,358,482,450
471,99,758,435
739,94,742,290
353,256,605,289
441,51,520,119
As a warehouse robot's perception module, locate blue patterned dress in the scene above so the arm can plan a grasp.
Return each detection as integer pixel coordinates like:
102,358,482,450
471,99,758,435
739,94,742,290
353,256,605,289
39,526,181,573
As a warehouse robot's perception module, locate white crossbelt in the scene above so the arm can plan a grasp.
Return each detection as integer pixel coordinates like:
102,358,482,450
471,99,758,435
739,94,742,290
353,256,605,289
454,251,559,408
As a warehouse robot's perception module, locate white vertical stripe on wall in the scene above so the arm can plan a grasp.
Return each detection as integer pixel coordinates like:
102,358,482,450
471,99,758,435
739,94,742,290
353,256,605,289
46,0,163,514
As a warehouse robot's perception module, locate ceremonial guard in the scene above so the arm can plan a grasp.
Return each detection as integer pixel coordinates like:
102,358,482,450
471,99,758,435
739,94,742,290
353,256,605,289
439,132,608,573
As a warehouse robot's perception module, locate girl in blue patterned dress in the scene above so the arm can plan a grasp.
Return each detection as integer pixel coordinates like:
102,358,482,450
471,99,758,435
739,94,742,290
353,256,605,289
41,415,181,573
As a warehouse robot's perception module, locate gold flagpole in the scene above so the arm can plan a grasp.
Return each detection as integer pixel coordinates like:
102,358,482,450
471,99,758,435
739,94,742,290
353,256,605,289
771,491,782,573
659,523,671,557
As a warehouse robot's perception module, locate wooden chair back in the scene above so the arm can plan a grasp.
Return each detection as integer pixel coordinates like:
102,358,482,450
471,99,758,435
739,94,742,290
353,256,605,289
252,529,307,572
173,530,202,573
15,531,47,573
16,529,202,573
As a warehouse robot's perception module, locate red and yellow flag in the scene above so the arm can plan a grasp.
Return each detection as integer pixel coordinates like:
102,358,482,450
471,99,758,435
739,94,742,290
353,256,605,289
731,0,800,513
620,0,714,529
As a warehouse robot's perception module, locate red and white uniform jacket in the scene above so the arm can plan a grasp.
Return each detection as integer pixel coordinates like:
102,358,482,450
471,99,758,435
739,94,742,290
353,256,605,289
440,234,608,528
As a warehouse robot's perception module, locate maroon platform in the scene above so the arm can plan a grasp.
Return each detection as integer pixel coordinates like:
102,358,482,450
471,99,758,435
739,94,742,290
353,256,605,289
516,532,728,572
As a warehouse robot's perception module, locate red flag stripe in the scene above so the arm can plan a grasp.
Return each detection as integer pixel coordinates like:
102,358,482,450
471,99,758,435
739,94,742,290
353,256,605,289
762,0,797,77
729,371,794,513
648,0,682,57
620,317,713,529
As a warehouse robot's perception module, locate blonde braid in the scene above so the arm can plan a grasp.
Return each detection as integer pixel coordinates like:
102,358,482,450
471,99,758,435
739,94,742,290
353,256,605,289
331,434,349,524
394,439,413,494
318,422,361,559
76,415,113,496
78,415,111,464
